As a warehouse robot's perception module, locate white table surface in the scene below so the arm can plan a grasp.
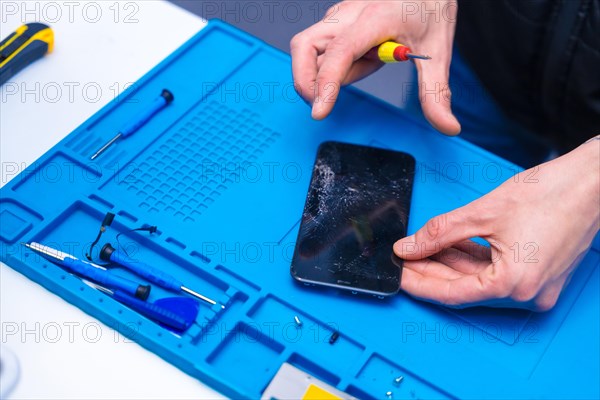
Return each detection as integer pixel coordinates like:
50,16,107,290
0,2,225,398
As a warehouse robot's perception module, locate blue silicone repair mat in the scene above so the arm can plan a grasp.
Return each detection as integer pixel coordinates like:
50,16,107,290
1,20,598,399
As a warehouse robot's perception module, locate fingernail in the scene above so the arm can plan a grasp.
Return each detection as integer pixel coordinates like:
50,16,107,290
311,96,322,119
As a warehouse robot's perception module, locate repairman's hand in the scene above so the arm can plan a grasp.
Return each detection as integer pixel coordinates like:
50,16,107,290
394,138,600,311
290,0,461,135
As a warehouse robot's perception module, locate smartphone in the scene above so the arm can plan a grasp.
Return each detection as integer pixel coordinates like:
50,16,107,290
290,141,415,297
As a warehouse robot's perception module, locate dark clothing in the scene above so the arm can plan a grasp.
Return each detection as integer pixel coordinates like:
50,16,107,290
456,0,600,154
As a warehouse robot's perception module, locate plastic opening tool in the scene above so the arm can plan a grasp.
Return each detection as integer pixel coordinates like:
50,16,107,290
85,282,200,333
21,242,150,300
90,89,174,160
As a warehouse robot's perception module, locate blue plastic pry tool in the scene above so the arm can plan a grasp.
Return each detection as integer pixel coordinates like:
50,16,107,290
88,283,200,333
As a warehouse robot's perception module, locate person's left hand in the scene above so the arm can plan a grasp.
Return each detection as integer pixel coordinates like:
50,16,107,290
393,137,600,311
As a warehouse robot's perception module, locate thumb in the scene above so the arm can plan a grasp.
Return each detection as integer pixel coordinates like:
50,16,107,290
394,206,484,260
416,55,461,136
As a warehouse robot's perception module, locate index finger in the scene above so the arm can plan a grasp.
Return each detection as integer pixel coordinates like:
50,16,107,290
290,31,321,105
312,23,392,119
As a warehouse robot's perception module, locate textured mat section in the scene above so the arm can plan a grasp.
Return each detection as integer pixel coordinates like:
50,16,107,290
111,101,281,222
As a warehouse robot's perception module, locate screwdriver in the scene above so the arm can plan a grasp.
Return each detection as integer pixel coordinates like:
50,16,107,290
100,243,224,309
84,281,199,333
90,89,174,160
375,41,432,63
22,242,150,300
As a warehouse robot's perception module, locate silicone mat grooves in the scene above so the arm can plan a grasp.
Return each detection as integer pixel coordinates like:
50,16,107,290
106,101,281,222
1,20,598,399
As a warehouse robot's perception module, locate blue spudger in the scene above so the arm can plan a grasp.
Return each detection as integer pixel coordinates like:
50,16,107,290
88,282,200,333
90,89,174,160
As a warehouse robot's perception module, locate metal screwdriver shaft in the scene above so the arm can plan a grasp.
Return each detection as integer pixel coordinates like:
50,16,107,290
90,89,174,160
90,134,122,160
181,286,223,308
406,53,432,60
100,243,225,309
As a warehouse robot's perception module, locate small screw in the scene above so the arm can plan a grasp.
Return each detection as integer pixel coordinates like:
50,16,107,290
294,315,302,326
386,391,393,399
393,376,404,386
329,331,340,344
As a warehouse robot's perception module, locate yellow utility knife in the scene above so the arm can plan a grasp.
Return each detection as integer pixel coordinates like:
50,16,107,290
0,23,54,85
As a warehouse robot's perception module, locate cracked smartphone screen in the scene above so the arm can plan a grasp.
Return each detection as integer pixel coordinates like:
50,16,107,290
291,141,415,297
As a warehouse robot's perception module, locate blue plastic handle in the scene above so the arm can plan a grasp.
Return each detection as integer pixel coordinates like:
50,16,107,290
111,290,189,332
62,257,149,300
105,245,183,292
119,89,174,137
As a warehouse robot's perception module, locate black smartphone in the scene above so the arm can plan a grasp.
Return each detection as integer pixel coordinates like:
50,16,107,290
290,141,416,297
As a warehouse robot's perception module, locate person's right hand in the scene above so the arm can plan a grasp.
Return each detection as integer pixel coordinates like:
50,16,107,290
393,137,600,311
290,0,461,135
